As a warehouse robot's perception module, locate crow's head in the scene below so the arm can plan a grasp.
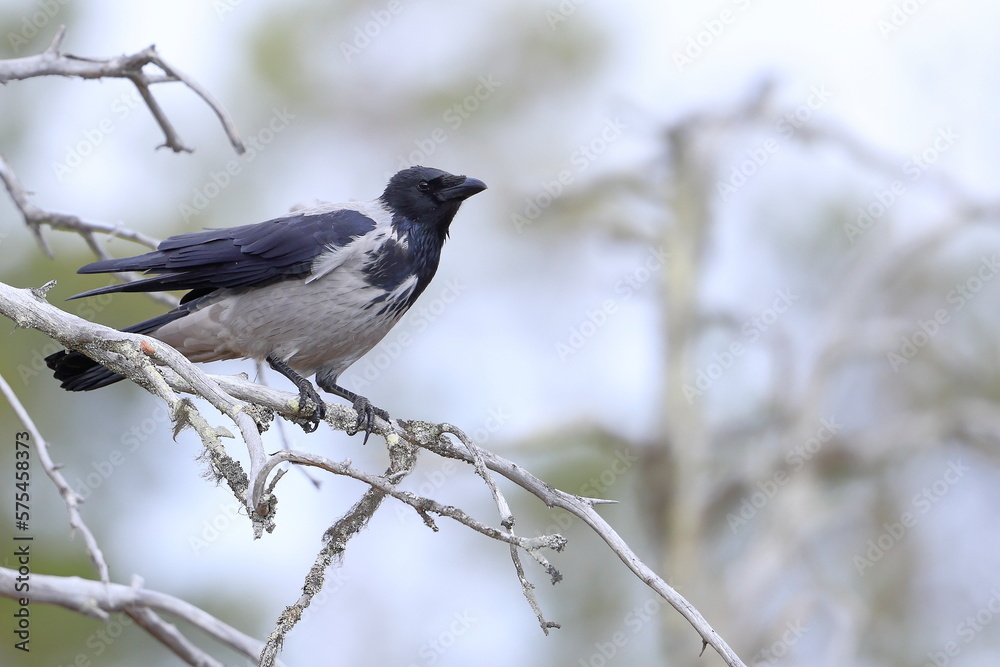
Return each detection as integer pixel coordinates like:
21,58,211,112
381,166,486,235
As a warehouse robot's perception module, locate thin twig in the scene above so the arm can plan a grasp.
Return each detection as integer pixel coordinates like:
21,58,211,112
0,29,245,306
125,605,222,667
0,152,178,307
0,27,244,153
0,566,283,666
0,153,162,249
0,371,110,583
438,423,561,631
254,449,566,553
440,423,514,528
0,280,748,667
509,544,561,635
258,436,420,667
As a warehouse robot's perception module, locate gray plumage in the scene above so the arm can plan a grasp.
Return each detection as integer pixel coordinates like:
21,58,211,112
46,166,487,436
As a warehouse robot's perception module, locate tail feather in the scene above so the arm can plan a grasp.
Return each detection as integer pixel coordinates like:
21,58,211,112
46,307,192,392
46,350,123,390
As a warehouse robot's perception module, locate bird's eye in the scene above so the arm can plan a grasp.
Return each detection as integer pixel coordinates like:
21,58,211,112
417,180,430,192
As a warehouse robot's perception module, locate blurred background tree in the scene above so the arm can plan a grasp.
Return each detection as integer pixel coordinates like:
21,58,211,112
2,1,1000,666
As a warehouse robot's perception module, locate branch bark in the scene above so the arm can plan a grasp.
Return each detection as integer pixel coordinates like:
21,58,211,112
0,29,247,307
0,567,284,667
0,279,747,667
0,372,109,583
0,27,244,154
0,34,748,664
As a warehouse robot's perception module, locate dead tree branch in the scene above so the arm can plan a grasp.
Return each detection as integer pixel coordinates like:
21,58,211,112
0,36,748,664
0,280,272,533
0,279,747,667
0,567,284,667
0,372,109,583
0,26,244,154
0,28,245,305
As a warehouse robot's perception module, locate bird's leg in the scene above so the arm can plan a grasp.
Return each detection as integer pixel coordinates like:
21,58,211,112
266,355,325,433
315,377,389,445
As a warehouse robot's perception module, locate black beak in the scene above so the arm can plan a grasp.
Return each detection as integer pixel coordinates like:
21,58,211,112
439,177,487,202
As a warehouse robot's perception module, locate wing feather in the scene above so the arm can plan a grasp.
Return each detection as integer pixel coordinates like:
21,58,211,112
70,209,377,300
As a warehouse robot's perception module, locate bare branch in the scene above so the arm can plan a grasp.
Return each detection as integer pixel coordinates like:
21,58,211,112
125,605,222,667
0,30,246,307
440,423,515,528
0,152,159,251
255,449,567,553
509,543,561,635
396,421,747,666
438,423,561,631
0,371,109,583
0,567,282,666
0,280,746,667
0,280,271,535
173,367,744,663
258,436,420,667
0,27,244,154
179,380,742,663
0,152,179,306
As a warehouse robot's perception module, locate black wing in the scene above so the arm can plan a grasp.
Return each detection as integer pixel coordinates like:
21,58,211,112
69,209,377,300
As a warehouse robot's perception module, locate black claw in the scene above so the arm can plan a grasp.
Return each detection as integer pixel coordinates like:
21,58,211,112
295,382,326,434
267,355,327,434
313,373,389,443
349,396,389,445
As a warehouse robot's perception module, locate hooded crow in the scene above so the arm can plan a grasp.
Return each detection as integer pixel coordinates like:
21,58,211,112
45,166,487,439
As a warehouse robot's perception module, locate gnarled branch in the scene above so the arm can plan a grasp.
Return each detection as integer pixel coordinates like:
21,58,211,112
0,26,244,154
0,279,747,667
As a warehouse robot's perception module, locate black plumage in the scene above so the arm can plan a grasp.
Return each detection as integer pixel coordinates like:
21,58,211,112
45,166,486,438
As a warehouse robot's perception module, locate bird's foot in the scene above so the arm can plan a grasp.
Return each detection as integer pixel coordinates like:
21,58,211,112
295,384,327,433
267,355,326,434
346,395,390,445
